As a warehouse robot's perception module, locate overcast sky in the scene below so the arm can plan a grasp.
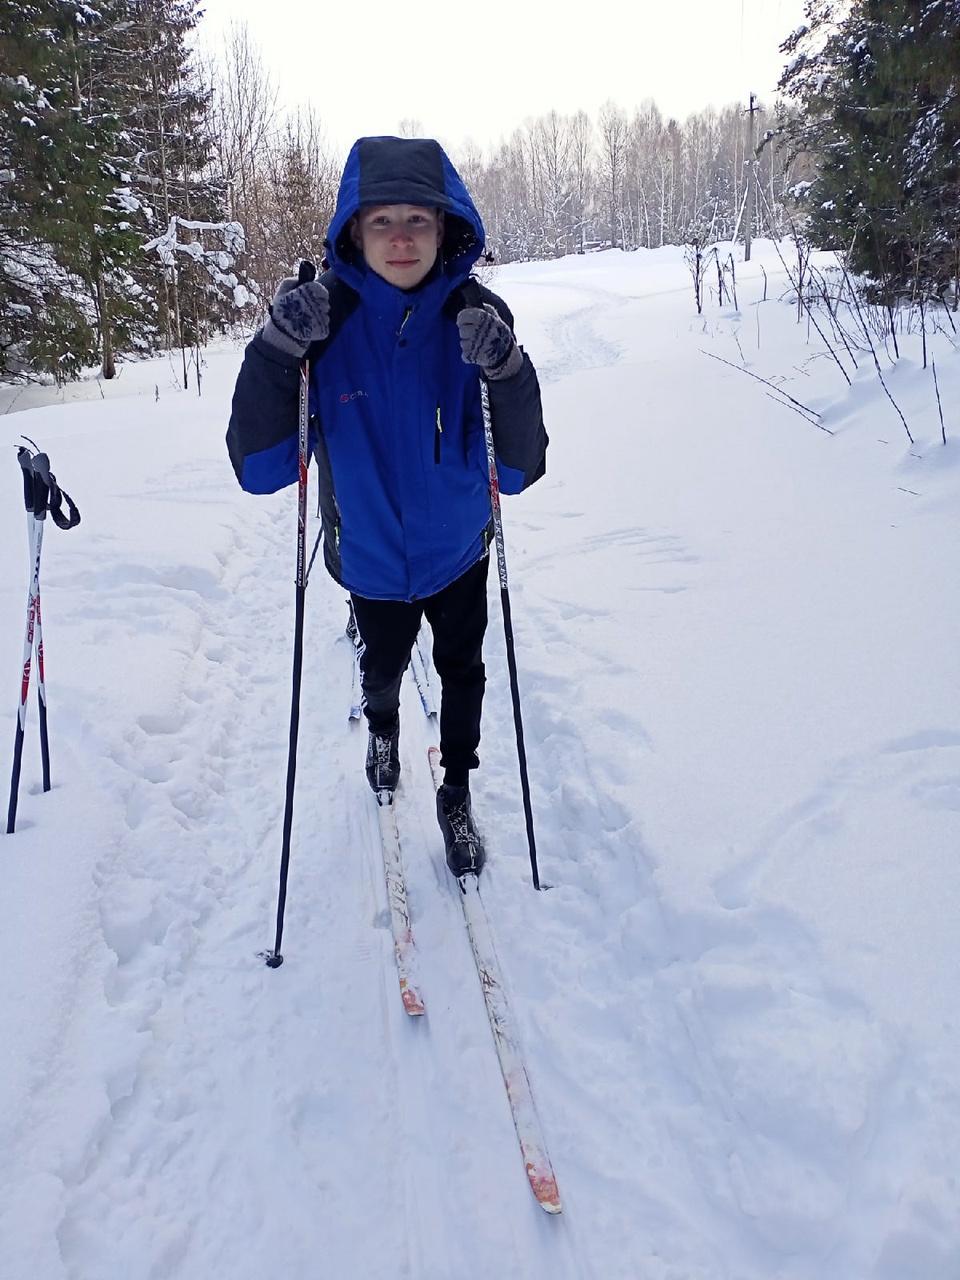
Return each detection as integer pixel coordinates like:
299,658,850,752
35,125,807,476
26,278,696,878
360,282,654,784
197,0,808,156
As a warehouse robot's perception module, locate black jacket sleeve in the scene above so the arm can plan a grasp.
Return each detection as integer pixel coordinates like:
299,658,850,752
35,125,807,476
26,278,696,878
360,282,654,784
226,332,304,493
475,282,548,491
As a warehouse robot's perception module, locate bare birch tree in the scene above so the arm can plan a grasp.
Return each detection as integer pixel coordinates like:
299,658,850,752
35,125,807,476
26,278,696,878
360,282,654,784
598,100,628,248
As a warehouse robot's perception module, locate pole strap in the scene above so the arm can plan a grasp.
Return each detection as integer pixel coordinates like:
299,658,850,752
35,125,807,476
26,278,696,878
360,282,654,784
17,446,81,530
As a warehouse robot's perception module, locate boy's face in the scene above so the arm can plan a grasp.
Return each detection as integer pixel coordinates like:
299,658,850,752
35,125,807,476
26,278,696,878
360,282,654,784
350,204,445,289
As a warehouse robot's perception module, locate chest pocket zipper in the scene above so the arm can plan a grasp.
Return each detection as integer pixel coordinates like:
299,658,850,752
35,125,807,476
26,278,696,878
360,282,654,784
434,405,442,464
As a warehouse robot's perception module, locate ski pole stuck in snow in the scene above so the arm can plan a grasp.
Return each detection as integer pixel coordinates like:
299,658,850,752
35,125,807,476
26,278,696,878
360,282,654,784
7,440,80,835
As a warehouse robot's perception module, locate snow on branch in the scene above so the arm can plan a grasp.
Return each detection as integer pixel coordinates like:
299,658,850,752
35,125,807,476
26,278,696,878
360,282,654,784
142,216,251,308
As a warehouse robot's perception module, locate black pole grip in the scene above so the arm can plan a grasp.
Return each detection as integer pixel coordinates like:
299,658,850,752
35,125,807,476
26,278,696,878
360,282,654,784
17,448,35,514
16,447,79,527
17,448,50,519
297,260,316,285
28,452,52,520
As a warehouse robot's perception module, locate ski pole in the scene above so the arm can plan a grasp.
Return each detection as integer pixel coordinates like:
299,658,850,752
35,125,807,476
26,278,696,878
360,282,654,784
25,450,56,795
7,444,80,834
478,377,542,890
7,456,44,833
266,259,316,967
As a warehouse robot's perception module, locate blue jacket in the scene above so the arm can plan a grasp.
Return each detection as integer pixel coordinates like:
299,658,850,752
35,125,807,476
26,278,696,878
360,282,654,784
227,136,546,602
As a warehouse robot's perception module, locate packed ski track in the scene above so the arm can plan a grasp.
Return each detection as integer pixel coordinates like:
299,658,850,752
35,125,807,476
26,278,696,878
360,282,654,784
2,244,959,1279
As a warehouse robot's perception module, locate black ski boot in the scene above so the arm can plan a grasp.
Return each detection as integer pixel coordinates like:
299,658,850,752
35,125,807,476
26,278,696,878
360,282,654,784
366,725,400,799
436,784,486,877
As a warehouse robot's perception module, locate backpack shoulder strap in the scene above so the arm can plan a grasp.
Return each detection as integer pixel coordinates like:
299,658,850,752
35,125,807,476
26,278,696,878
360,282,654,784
311,267,360,353
445,275,483,316
444,275,515,330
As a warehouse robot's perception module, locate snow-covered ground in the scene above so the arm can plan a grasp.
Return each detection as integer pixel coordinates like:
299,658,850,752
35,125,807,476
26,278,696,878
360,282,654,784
1,243,958,1280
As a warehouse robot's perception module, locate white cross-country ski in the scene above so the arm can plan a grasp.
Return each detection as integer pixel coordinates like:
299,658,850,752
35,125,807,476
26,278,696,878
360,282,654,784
346,604,363,721
374,793,426,1016
427,745,562,1214
349,643,363,721
410,633,438,718
345,627,421,1014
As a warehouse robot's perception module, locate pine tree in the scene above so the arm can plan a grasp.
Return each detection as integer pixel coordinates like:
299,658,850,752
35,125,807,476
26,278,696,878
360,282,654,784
85,0,233,372
779,0,960,300
1,0,238,381
0,0,107,378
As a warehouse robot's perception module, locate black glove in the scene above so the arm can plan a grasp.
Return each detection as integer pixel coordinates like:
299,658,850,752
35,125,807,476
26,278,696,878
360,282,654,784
263,277,331,357
456,305,523,380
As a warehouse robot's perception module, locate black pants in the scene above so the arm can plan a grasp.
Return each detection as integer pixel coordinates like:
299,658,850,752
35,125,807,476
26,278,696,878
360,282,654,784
351,555,490,788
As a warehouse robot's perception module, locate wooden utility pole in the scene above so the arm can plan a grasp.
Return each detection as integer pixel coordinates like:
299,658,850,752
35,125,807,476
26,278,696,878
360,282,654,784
744,92,759,261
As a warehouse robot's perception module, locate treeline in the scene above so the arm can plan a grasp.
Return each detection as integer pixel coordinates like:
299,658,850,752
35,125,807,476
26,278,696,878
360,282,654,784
458,101,795,262
201,28,799,300
1,4,798,382
3,0,958,382
214,0,960,308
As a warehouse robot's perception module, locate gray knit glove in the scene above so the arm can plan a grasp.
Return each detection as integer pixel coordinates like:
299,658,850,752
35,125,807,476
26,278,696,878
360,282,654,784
457,305,523,380
262,277,331,357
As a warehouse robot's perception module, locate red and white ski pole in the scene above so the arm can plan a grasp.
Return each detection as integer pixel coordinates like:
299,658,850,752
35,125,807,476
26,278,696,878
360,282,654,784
7,444,80,834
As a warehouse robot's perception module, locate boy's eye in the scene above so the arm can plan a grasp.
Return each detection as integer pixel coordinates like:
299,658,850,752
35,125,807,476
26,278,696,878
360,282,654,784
362,210,434,231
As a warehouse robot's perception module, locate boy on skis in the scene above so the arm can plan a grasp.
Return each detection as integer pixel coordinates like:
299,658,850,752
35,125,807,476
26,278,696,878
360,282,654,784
227,135,547,877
